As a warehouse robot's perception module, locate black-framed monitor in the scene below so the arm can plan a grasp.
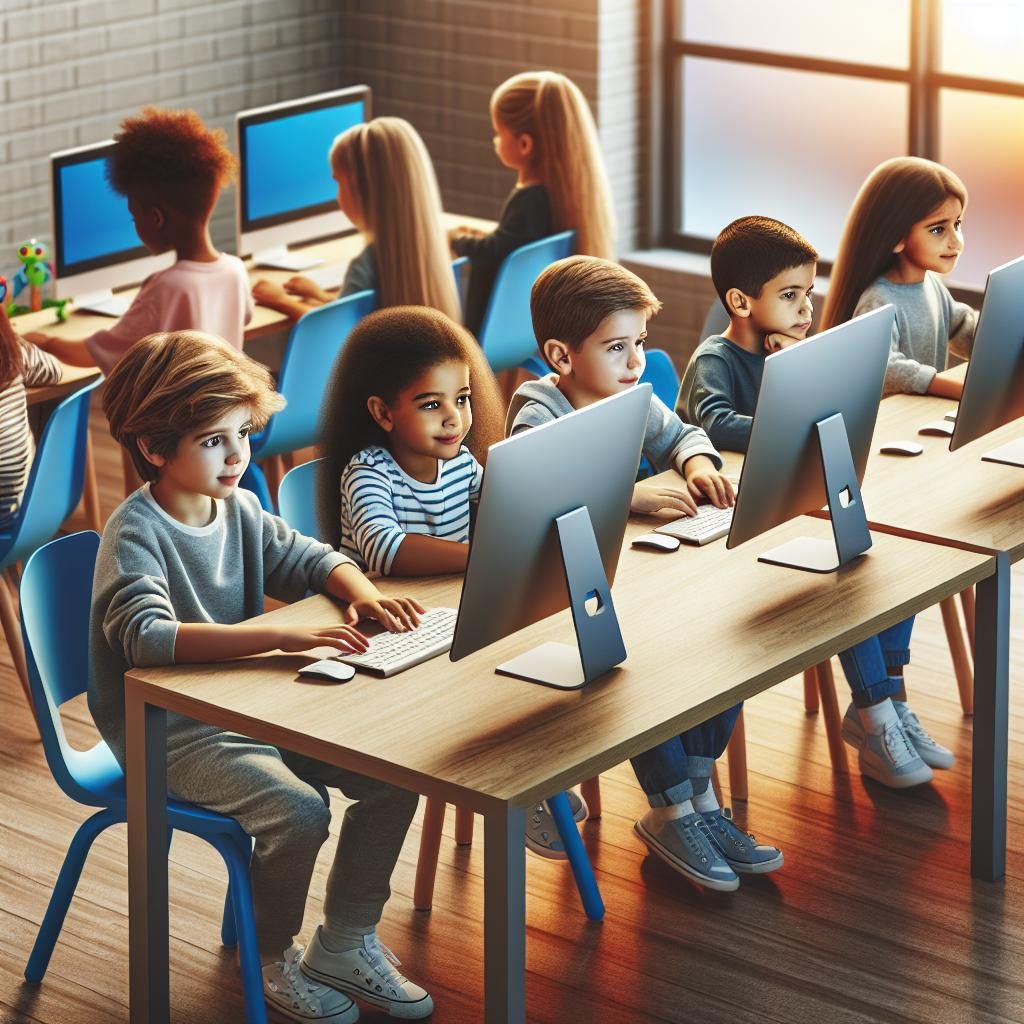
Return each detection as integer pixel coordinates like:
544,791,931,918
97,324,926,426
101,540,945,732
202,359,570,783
726,305,895,574
449,385,651,690
236,85,371,269
949,254,1024,467
50,140,174,314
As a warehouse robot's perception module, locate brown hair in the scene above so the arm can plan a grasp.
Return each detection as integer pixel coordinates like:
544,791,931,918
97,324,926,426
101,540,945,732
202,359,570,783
329,118,460,321
491,71,615,260
0,315,23,389
103,331,284,482
821,157,968,332
108,106,237,220
317,306,504,547
531,256,661,362
711,216,818,308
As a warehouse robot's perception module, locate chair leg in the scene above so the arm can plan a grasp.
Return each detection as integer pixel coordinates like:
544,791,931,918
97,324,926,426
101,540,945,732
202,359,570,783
25,807,121,983
726,708,748,802
814,659,848,773
803,666,820,713
547,791,604,921
940,596,974,716
454,806,474,846
82,433,102,531
413,798,447,911
0,569,32,719
580,776,602,820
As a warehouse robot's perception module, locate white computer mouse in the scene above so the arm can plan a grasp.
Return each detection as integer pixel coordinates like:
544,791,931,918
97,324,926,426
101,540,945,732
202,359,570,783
631,532,681,552
879,440,924,457
918,420,954,437
298,659,356,682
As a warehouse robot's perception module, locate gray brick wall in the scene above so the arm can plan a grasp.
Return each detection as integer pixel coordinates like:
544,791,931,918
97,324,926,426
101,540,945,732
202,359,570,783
0,0,345,255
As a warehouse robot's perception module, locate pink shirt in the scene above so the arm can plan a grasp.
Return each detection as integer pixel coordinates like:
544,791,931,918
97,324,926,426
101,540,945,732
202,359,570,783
84,254,254,374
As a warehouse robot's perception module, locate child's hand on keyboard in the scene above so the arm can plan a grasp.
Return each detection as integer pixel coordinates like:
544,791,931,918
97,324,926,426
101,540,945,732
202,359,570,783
284,275,332,303
631,482,698,516
345,596,425,632
683,456,735,508
271,624,371,654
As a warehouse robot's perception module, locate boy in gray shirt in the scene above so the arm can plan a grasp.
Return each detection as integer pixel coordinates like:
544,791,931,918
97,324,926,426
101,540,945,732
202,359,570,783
93,331,433,1023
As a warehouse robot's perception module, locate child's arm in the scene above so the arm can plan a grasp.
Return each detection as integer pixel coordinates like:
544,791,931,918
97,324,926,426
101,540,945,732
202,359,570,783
284,275,334,304
25,332,97,367
450,189,549,263
681,353,754,453
947,292,978,362
252,279,314,320
0,307,63,383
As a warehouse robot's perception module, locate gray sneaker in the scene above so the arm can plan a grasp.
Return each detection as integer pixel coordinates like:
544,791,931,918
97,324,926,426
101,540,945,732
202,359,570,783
893,700,955,770
525,789,588,860
841,703,933,788
633,812,739,891
700,808,784,874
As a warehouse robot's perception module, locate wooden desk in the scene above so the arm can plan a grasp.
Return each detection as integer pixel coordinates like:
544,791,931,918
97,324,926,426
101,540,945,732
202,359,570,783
124,515,993,1024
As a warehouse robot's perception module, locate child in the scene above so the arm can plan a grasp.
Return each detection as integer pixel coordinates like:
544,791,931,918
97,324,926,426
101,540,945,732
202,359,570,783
93,331,433,1023
451,71,615,336
680,215,952,789
34,107,251,372
317,305,504,575
0,304,63,529
508,255,782,890
821,156,976,400
253,117,461,324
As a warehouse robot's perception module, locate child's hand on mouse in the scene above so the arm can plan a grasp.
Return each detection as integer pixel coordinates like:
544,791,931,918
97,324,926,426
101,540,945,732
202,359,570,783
683,455,735,508
270,624,371,655
764,332,803,354
631,482,698,517
345,596,425,632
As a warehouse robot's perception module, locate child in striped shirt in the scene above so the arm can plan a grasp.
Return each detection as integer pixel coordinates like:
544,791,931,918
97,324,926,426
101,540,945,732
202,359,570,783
317,305,504,576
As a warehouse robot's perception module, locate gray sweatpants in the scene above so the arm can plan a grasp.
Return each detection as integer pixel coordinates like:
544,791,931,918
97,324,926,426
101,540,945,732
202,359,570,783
166,731,419,957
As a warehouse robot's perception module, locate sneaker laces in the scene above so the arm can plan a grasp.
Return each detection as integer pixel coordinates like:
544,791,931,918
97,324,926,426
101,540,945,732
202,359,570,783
360,936,410,996
881,719,920,766
898,706,940,748
271,948,322,1014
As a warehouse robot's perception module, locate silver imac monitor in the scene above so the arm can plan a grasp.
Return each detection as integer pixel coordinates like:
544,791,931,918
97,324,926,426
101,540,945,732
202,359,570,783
449,384,651,690
51,141,174,315
726,305,895,574
949,254,1024,467
236,85,371,268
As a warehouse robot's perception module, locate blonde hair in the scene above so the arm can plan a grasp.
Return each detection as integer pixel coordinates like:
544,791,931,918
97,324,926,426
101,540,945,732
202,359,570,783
821,157,968,332
491,71,615,259
103,331,284,483
329,117,460,321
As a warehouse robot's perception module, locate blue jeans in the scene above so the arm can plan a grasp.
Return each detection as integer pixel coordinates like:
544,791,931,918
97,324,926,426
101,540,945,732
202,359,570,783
838,615,915,708
629,703,742,806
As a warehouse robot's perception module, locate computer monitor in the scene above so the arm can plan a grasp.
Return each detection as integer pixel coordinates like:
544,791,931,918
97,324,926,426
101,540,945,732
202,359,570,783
236,85,371,268
726,305,895,574
449,384,651,690
50,140,174,311
949,254,1024,467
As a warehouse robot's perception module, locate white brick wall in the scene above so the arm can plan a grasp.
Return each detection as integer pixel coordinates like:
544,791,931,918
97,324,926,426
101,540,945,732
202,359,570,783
0,0,344,253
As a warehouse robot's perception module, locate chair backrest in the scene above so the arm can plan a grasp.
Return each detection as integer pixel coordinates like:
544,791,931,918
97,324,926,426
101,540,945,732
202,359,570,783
20,531,118,805
251,289,376,461
277,458,324,540
640,349,681,409
0,378,101,570
700,299,730,342
477,230,576,372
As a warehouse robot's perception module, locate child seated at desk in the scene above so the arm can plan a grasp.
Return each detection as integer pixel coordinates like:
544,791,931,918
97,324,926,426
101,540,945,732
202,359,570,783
33,107,252,373
508,255,782,892
679,215,952,789
93,331,433,1023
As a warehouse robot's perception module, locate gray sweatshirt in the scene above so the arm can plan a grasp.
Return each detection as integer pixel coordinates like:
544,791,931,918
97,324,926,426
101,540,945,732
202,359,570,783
89,485,352,765
507,375,722,474
854,273,977,396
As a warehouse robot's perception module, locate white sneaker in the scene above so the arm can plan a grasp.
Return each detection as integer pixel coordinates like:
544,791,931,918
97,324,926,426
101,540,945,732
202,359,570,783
301,927,433,1019
264,946,359,1023
893,700,955,770
841,703,932,788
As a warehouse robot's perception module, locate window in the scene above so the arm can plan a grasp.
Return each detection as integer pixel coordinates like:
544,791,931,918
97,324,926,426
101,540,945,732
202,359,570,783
664,0,1024,286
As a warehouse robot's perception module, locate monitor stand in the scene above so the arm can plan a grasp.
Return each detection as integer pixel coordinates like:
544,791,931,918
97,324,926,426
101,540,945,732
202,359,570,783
496,506,627,690
252,245,324,272
759,411,872,574
982,437,1024,468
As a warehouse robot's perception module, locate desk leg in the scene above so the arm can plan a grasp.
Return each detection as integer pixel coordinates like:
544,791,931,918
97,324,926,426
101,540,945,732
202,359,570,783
971,552,1010,882
126,692,169,1023
484,805,526,1024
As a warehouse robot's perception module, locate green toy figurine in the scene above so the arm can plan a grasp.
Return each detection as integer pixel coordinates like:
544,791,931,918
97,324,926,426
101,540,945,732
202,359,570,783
7,239,69,321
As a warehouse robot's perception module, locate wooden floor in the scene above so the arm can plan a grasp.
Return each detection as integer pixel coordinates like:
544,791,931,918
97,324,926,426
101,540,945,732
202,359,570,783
2,408,1023,1024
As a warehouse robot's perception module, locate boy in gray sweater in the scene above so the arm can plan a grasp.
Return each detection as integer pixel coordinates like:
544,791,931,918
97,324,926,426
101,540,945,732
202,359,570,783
93,331,433,1023
509,256,783,892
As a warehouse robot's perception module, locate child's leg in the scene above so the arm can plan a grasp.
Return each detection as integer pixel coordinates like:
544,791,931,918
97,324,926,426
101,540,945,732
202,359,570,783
676,703,741,807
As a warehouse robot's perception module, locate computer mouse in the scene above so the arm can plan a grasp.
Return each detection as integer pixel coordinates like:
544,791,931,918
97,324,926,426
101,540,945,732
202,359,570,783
298,659,356,682
631,532,681,552
918,420,955,437
879,441,924,457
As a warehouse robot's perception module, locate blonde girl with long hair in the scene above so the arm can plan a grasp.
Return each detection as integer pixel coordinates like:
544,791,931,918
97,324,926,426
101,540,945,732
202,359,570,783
821,156,976,401
451,70,615,335
253,117,460,322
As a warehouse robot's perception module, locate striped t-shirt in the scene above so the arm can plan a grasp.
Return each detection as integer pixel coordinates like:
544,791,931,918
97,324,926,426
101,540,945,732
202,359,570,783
340,444,483,575
0,342,63,530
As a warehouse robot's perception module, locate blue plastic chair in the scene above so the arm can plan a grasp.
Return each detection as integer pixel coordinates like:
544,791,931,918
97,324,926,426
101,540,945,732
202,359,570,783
19,532,269,1023
242,289,377,510
276,460,604,920
477,230,576,372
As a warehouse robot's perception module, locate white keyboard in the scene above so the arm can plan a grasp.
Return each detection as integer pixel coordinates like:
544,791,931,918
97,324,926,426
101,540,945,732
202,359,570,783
76,294,134,317
654,503,734,546
303,263,345,291
337,606,458,677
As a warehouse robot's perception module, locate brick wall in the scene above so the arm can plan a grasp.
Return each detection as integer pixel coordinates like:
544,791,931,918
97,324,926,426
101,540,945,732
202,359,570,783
0,0,345,255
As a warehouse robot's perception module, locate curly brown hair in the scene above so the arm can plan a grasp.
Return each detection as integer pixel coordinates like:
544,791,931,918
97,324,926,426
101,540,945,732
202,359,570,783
108,106,237,219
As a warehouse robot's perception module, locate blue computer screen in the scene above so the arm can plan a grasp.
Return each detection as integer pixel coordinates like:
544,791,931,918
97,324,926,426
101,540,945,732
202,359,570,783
243,99,366,224
57,154,141,270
